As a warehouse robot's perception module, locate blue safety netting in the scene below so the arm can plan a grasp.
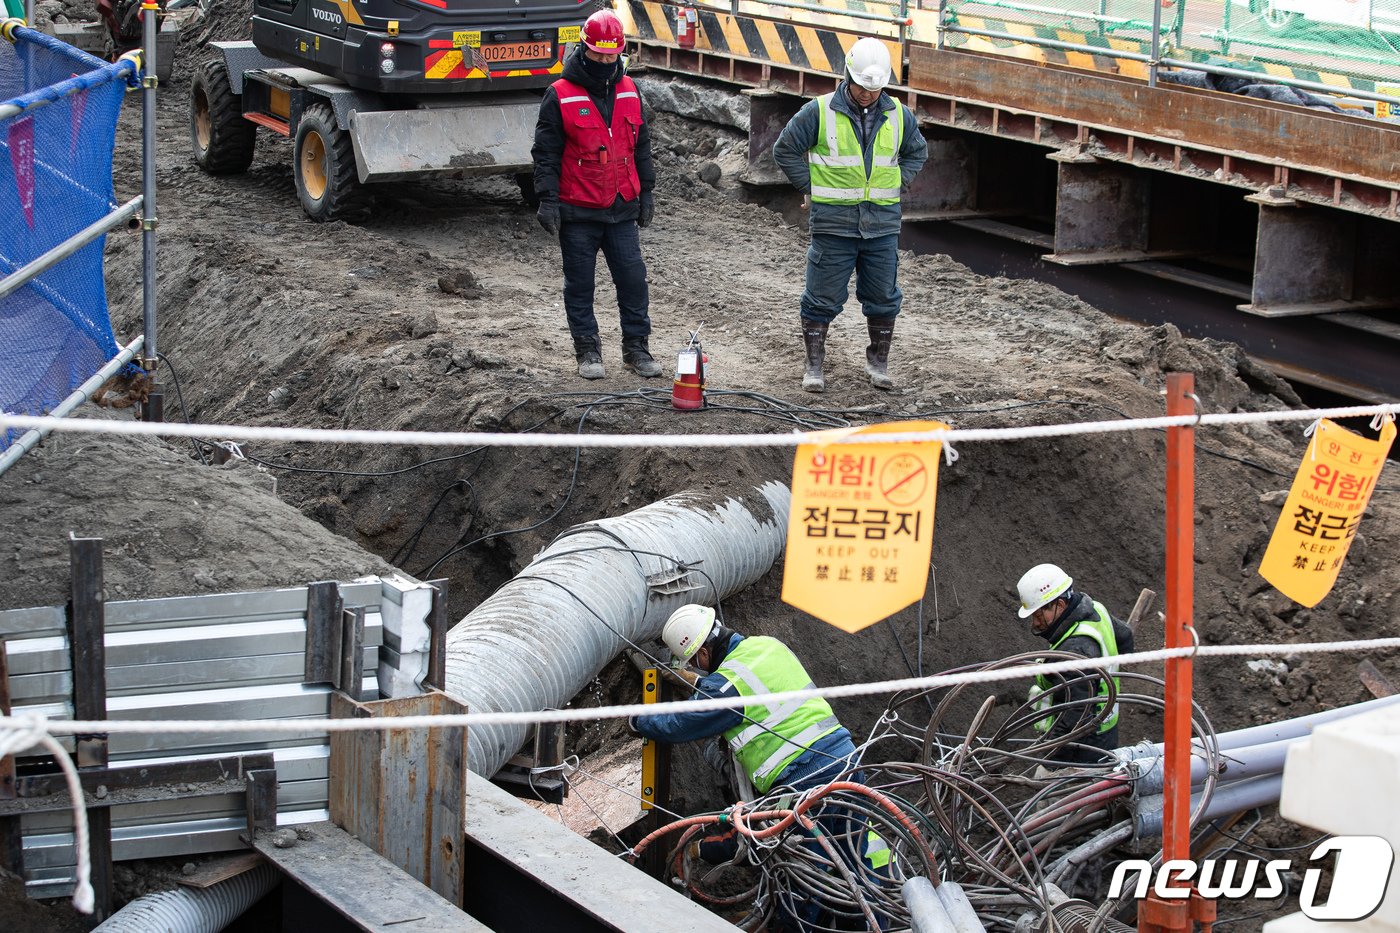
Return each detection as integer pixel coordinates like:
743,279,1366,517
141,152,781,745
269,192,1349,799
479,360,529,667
1,26,136,446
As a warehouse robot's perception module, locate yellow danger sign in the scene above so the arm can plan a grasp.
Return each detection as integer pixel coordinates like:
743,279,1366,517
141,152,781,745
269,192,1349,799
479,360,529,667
1258,417,1395,608
781,421,947,633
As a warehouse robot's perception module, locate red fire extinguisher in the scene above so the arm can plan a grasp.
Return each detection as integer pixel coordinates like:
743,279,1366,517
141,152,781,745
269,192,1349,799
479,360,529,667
676,6,697,49
672,327,706,411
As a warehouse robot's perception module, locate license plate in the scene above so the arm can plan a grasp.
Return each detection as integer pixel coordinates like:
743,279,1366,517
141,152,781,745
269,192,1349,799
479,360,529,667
479,41,551,63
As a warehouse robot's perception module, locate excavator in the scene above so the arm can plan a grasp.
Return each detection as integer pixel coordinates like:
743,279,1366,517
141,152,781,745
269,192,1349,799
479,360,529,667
191,0,591,220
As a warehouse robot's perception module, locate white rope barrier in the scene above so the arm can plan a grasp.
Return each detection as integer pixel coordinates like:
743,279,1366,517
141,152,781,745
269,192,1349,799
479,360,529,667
9,635,1399,738
1,402,1397,451
4,634,1399,914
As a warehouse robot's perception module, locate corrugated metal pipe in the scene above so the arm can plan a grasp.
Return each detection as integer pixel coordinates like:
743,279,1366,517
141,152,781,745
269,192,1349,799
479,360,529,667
445,481,791,778
92,862,278,933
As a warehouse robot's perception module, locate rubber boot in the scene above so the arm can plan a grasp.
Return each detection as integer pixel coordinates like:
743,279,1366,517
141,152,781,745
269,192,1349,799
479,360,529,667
865,316,895,390
621,336,663,378
801,321,828,393
573,334,605,380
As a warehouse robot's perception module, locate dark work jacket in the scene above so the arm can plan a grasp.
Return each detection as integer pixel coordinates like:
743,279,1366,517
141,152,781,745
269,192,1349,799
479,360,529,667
531,48,656,224
1035,592,1135,742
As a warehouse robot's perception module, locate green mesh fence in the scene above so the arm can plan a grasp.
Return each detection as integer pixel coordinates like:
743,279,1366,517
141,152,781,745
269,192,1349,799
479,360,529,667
929,0,1400,116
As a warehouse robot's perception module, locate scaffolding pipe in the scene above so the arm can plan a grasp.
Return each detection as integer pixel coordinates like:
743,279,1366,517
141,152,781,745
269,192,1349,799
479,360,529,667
0,197,143,302
0,334,144,478
903,877,957,933
91,862,278,933
139,0,160,422
445,482,790,779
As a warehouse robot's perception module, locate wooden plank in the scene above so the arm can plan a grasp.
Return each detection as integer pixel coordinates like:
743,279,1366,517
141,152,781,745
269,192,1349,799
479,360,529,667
330,692,467,906
176,852,265,889
951,217,1056,249
907,47,1400,190
255,821,487,932
1044,249,1194,266
1126,588,1159,635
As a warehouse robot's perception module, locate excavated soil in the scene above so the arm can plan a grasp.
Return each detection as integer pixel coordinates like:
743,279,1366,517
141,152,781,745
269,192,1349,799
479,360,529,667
2,7,1399,930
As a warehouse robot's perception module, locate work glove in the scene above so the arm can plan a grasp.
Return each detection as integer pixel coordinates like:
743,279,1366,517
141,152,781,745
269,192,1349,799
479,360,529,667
536,199,560,236
637,192,654,229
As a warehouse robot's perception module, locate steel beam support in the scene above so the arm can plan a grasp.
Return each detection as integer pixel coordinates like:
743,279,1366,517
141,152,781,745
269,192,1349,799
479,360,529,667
305,581,343,685
1243,199,1355,317
338,608,365,703
900,132,980,221
424,579,449,693
245,768,279,842
739,88,802,186
1239,198,1400,317
0,642,21,877
67,536,113,919
1046,156,1152,264
905,46,1400,224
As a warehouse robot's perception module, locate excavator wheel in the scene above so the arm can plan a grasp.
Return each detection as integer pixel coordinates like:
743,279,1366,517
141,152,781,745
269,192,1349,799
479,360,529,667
293,103,369,223
190,58,256,175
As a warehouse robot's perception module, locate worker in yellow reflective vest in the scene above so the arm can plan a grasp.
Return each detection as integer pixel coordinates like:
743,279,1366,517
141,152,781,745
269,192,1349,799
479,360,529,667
772,37,927,394
629,604,861,796
1017,563,1135,765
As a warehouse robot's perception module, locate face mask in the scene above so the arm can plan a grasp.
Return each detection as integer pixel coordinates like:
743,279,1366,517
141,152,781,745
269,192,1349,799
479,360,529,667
582,55,616,80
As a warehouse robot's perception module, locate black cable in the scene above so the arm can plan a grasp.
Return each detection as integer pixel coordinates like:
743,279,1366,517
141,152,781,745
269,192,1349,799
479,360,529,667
389,479,475,568
1202,818,1331,854
416,405,595,578
155,352,209,467
240,446,486,478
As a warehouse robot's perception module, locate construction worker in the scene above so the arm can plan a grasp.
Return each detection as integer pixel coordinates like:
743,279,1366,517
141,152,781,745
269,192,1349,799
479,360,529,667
1016,563,1135,766
772,37,928,394
531,10,663,381
629,604,860,796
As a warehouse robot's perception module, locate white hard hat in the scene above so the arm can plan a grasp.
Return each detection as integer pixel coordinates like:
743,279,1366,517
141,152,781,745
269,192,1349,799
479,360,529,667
662,604,716,662
1016,563,1073,619
845,37,892,92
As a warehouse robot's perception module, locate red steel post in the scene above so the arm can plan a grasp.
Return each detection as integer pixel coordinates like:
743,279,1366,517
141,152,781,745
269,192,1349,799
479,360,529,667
1163,372,1195,864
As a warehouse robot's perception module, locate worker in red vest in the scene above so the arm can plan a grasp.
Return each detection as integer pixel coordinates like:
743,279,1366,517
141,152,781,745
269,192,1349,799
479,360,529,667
532,11,662,381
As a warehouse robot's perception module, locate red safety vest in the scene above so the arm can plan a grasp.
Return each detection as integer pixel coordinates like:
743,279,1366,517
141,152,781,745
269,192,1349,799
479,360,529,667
552,76,643,210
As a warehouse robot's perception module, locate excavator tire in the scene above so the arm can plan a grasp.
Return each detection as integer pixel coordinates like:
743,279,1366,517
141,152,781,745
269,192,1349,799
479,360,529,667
190,59,256,175
293,103,369,223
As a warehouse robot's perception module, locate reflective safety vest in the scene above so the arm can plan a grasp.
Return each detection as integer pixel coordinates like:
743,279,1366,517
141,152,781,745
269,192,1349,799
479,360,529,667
1032,601,1121,734
552,76,643,209
864,828,892,871
807,93,904,206
717,636,842,794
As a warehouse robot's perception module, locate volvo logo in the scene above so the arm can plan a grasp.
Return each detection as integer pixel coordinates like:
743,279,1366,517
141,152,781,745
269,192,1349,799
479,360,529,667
312,7,343,24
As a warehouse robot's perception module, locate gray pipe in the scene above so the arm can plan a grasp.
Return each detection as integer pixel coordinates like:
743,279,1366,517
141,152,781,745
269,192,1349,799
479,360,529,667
936,881,986,933
1118,694,1400,762
1126,738,1291,798
446,482,790,778
92,862,278,932
1132,774,1283,839
903,877,957,933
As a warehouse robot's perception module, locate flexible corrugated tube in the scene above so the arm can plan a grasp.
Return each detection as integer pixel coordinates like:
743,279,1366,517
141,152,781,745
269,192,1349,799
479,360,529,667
91,862,278,933
445,481,791,779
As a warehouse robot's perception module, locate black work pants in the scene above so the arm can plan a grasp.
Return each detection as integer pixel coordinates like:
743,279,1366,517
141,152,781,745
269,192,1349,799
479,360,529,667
559,219,650,342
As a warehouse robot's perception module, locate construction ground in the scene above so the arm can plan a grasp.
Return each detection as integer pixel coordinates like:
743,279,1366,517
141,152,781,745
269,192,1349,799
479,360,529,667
2,2,1399,931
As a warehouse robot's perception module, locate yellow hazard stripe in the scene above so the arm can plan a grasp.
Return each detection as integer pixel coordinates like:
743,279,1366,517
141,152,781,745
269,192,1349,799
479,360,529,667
753,18,790,66
426,50,461,79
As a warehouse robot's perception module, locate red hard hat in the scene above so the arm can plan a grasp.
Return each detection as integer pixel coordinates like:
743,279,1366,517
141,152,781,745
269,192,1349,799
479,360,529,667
582,10,625,54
